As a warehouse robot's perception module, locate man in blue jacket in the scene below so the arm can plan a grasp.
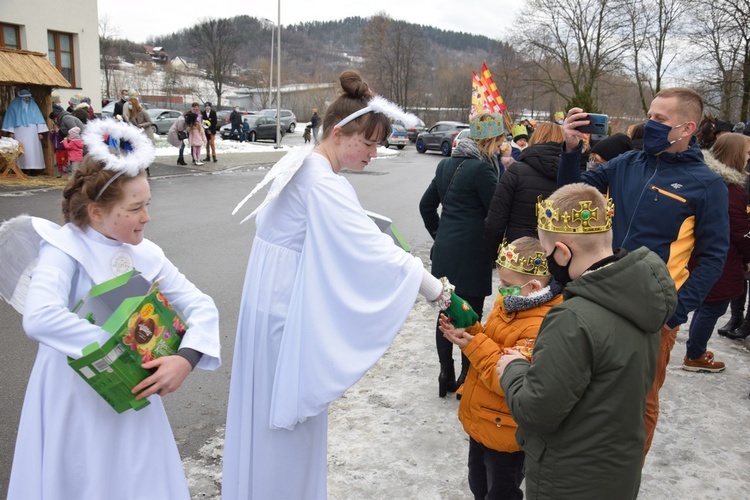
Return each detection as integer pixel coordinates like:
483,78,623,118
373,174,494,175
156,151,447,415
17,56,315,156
557,87,729,456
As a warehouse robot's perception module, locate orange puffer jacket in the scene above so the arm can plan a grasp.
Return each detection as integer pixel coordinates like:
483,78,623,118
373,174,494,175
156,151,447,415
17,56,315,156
457,292,562,452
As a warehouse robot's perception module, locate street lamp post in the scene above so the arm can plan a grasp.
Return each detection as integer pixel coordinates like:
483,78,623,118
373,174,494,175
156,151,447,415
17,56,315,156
264,19,274,108
275,0,281,149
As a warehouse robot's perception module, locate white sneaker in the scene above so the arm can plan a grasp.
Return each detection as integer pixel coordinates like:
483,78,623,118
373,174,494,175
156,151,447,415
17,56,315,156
195,161,204,166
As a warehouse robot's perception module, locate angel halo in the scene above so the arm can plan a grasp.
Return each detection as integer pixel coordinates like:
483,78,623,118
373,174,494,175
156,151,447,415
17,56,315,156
81,119,155,200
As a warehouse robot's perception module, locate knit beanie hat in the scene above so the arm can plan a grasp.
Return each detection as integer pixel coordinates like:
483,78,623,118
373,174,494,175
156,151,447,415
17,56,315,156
733,122,745,134
714,120,734,133
591,133,634,161
512,124,529,141
68,127,81,139
51,104,64,116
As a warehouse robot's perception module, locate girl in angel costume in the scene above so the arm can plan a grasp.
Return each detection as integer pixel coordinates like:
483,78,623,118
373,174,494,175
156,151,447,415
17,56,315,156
0,119,221,499
222,70,476,499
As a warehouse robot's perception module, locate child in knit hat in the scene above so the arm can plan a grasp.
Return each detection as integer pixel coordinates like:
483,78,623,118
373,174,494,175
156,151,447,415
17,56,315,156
62,126,84,174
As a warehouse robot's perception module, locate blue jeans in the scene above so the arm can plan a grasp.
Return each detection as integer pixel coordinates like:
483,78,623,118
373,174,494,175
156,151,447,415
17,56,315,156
178,141,185,161
468,438,524,500
686,299,730,359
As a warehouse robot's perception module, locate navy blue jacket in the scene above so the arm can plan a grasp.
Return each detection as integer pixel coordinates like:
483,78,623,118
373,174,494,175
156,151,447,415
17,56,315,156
558,138,729,327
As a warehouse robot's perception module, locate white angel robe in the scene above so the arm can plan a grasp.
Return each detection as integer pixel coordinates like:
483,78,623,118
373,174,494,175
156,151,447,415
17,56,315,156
7,220,221,500
222,152,426,499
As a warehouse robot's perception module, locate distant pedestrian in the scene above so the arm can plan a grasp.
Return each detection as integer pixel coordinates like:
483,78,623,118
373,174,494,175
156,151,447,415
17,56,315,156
230,106,243,141
303,124,312,143
311,108,321,143
201,102,218,162
61,126,83,174
186,112,206,165
167,113,189,165
113,88,129,120
49,123,69,177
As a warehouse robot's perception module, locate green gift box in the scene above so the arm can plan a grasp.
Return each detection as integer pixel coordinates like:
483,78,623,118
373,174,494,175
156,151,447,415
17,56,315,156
68,270,187,413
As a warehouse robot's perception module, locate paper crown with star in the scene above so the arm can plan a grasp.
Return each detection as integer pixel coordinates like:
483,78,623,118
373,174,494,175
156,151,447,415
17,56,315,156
495,239,550,276
536,194,614,234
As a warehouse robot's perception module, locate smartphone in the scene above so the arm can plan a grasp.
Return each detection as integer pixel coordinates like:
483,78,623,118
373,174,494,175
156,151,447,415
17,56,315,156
577,113,608,135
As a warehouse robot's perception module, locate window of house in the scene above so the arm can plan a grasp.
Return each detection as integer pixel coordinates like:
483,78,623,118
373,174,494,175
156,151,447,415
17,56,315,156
48,31,75,86
1,23,21,49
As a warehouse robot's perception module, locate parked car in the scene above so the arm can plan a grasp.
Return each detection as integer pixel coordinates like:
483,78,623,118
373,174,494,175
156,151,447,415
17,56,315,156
217,109,253,126
147,108,182,134
383,124,409,149
220,114,285,142
415,121,470,156
258,108,297,133
394,118,427,142
452,128,471,149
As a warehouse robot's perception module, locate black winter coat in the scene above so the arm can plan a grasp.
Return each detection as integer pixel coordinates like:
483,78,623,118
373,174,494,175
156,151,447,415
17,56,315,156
484,141,562,257
420,155,498,297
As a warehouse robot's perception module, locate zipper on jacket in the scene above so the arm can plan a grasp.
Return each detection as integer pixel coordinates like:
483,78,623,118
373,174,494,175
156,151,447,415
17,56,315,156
650,185,687,203
622,162,658,246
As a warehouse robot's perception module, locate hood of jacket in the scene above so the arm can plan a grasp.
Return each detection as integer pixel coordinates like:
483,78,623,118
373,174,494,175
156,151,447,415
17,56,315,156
701,149,747,187
517,141,562,180
563,247,677,333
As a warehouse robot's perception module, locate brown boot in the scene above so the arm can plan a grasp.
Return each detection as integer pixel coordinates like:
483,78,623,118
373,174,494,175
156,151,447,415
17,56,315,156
682,351,726,373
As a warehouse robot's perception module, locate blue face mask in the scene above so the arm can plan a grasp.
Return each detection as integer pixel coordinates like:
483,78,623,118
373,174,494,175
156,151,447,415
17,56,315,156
643,120,686,155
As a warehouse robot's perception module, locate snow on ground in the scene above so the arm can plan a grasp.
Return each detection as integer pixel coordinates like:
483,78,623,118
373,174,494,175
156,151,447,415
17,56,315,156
152,134,402,158
182,242,750,499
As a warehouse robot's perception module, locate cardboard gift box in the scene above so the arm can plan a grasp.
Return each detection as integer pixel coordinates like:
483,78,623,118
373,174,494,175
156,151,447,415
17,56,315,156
68,270,187,413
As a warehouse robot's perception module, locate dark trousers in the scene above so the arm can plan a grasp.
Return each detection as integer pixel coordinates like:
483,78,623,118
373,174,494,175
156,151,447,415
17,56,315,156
435,294,484,375
468,437,525,500
178,141,185,162
686,299,730,359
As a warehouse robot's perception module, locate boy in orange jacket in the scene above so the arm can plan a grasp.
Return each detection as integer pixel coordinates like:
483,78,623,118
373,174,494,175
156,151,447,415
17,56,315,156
440,236,562,500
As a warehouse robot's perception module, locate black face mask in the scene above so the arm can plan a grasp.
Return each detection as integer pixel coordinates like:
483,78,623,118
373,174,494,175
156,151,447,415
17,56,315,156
546,245,573,288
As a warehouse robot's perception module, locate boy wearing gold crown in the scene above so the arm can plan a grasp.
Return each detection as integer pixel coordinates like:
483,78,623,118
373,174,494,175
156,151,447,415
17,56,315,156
439,237,562,500
497,183,677,499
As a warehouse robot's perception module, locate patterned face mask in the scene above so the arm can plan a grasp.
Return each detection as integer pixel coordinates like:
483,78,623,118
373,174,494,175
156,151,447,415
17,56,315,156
498,280,534,297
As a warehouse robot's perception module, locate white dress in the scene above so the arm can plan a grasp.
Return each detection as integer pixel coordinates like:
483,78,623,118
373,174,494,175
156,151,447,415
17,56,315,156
222,153,426,499
7,221,221,500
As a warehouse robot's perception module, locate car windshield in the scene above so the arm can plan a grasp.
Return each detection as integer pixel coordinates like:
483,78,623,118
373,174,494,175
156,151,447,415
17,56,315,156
260,109,276,117
392,124,407,132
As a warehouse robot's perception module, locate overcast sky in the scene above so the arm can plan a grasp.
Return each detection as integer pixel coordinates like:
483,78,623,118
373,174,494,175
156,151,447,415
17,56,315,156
97,0,524,43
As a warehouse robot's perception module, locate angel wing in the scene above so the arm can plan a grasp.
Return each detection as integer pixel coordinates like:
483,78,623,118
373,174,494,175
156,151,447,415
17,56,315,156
0,215,44,314
231,144,315,223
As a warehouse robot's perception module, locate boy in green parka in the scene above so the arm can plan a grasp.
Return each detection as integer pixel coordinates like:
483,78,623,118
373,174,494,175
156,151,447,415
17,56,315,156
497,183,677,499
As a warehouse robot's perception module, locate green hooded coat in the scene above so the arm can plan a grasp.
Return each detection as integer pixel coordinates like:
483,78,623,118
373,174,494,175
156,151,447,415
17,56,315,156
501,247,677,499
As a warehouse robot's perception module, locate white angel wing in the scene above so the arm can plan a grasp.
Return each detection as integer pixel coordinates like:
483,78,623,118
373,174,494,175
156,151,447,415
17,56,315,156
232,144,315,223
0,215,43,314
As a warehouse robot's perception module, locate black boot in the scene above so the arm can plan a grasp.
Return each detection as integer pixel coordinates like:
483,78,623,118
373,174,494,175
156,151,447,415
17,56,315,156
718,314,743,336
727,319,750,340
177,158,187,166
438,363,457,398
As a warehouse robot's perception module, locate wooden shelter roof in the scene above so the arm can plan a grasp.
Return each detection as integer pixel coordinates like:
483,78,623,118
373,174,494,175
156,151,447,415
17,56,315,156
0,48,71,88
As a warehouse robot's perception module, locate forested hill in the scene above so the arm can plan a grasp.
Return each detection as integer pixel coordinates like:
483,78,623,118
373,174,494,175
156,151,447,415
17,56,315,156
145,15,508,82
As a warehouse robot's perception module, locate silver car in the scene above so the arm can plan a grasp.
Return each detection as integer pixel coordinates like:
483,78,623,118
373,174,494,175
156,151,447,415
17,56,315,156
147,109,182,135
258,108,297,133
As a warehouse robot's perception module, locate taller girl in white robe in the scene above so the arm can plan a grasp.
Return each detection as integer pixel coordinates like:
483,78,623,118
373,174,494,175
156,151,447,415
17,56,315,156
222,150,431,498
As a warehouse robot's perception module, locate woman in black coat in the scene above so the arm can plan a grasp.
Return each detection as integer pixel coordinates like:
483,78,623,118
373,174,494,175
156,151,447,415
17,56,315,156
483,122,564,258
419,114,503,398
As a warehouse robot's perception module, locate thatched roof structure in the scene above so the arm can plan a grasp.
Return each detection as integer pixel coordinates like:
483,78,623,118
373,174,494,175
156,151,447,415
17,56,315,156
0,48,71,88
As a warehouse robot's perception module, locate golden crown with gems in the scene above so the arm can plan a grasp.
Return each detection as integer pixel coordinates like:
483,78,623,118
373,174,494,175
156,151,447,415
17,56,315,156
536,194,614,234
496,240,550,276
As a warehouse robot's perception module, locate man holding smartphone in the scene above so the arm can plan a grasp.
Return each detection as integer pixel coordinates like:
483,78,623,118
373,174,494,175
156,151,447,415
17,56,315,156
556,88,729,456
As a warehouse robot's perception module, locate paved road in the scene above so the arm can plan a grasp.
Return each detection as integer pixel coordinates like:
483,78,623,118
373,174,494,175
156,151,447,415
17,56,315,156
0,134,447,497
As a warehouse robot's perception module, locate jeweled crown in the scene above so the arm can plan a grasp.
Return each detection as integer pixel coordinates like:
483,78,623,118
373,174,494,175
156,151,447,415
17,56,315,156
536,195,614,234
496,240,550,276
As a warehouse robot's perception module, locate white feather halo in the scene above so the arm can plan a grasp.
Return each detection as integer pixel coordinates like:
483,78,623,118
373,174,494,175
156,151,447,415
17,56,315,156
335,95,420,129
81,119,155,176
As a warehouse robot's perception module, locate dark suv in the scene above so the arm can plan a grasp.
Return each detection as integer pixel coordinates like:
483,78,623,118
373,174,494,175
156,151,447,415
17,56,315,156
415,121,470,156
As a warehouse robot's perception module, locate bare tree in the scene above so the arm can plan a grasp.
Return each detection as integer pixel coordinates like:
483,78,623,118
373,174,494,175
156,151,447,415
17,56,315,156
99,16,120,100
361,14,426,110
190,18,242,108
516,0,628,111
686,0,743,118
624,0,684,114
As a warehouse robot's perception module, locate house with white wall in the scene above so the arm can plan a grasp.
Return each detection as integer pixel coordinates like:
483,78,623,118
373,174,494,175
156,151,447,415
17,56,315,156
0,0,101,110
